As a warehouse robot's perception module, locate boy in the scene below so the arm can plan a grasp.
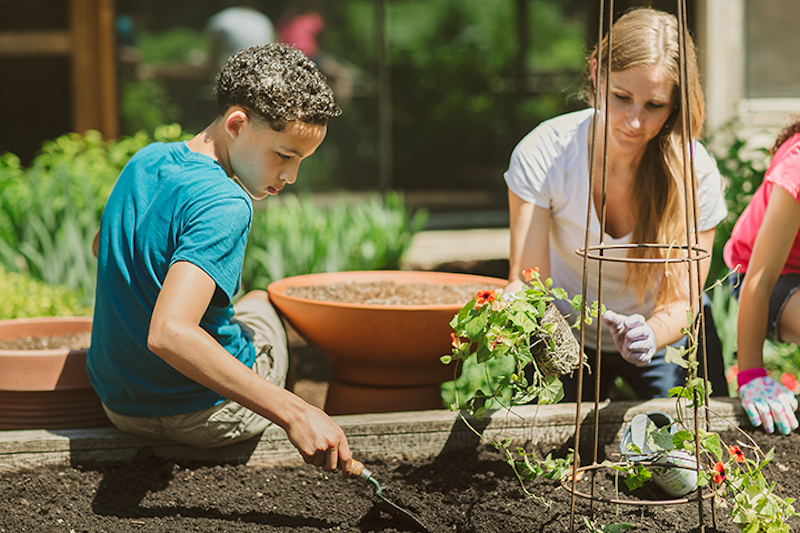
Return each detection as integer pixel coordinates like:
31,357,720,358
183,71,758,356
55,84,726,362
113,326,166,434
88,43,352,475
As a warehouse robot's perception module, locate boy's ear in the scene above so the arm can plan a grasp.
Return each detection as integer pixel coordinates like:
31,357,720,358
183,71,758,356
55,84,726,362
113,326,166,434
224,108,249,139
590,58,598,89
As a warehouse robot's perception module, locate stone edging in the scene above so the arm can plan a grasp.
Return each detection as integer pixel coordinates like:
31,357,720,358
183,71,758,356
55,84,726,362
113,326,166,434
0,398,748,474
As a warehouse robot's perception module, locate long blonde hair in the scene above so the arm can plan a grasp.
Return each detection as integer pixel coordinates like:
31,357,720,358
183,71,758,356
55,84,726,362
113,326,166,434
584,7,704,304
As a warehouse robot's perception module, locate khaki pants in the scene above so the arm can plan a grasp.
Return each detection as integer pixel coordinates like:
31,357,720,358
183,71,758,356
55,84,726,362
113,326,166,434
103,296,289,447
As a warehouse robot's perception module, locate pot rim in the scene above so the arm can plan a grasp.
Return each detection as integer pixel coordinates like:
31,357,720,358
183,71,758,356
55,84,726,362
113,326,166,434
0,316,92,356
267,270,506,311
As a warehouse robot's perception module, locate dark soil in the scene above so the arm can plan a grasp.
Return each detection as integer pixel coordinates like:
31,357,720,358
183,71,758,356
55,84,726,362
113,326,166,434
2,429,798,533
0,331,91,351
283,281,493,306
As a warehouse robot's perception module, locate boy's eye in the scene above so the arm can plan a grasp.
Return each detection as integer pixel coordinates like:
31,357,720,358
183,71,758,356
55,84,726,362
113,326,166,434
277,152,291,160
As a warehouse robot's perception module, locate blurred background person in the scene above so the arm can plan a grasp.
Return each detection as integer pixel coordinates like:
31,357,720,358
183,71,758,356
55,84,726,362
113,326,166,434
206,2,277,70
278,0,353,105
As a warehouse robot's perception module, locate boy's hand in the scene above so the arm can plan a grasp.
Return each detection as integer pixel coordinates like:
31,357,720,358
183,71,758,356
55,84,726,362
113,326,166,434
602,310,657,367
286,403,353,477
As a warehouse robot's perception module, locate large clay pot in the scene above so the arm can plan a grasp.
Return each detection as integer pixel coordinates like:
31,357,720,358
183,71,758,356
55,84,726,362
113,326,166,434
267,270,506,415
0,317,110,430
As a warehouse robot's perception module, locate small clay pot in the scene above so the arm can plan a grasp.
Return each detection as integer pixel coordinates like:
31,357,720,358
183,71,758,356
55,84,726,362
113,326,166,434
530,303,581,377
0,317,110,430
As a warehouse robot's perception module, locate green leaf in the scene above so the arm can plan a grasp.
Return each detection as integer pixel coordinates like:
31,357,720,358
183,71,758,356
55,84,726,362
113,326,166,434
623,464,651,491
702,432,723,462
650,424,676,453
538,376,564,405
665,345,689,368
605,524,635,533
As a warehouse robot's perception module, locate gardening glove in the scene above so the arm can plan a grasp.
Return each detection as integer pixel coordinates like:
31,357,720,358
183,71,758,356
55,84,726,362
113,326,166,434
738,367,799,435
602,310,657,367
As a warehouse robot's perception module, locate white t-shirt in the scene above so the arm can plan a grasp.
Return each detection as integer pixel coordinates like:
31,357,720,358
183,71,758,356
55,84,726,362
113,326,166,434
504,109,728,349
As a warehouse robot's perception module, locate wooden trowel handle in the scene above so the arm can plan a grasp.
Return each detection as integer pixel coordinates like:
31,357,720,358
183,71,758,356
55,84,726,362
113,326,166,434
351,459,373,480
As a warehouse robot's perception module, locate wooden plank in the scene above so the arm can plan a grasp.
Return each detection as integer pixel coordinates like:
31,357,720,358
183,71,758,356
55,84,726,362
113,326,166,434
69,0,118,138
0,31,71,56
0,398,748,474
96,0,118,138
70,0,100,135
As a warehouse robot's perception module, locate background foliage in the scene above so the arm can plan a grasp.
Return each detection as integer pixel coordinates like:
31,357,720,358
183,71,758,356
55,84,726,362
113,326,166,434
120,0,588,192
0,129,425,319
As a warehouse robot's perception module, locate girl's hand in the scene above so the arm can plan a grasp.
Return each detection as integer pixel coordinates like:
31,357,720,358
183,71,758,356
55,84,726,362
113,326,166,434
738,369,799,435
602,310,657,367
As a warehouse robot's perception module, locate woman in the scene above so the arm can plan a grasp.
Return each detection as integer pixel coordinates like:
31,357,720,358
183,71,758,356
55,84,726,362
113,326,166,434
723,117,800,435
504,8,728,401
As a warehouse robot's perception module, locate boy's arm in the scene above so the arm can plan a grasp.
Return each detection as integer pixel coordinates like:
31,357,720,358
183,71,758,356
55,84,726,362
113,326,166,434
149,260,353,475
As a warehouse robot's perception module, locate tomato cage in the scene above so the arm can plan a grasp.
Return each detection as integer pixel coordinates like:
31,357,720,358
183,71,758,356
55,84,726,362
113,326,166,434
566,1,720,531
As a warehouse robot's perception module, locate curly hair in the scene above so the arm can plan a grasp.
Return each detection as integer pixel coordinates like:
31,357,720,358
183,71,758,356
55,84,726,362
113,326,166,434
770,115,800,155
214,43,341,131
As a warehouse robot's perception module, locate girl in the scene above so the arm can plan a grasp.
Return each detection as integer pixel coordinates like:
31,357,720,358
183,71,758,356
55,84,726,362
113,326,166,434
723,117,800,435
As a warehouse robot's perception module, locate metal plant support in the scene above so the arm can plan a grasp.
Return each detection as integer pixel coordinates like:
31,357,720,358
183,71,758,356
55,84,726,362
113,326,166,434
566,1,717,531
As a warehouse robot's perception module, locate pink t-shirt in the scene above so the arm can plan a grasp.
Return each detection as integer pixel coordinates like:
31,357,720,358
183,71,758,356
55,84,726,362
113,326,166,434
724,133,800,274
279,12,324,57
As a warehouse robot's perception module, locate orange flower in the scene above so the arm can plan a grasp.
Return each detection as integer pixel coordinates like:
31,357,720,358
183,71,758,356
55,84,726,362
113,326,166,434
522,267,539,282
728,445,745,463
712,462,727,484
725,364,739,384
475,289,496,306
780,372,800,394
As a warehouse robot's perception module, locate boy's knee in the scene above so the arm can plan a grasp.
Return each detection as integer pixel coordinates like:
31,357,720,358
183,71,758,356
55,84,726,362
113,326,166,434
239,290,270,304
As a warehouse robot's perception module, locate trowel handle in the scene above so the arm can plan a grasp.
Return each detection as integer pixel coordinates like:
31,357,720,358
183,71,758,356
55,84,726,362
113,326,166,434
351,459,373,480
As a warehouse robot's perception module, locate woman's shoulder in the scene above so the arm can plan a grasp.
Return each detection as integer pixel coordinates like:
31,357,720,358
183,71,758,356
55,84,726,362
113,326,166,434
531,109,593,139
690,140,721,177
515,109,593,156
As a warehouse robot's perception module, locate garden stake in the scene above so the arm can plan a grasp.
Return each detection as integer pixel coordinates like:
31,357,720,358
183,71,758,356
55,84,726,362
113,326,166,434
351,460,433,533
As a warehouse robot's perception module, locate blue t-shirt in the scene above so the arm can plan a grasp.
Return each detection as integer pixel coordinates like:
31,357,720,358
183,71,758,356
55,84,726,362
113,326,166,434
87,141,255,417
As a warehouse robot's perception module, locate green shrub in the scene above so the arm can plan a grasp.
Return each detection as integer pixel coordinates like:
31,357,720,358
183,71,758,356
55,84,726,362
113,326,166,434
0,125,191,305
707,117,771,284
1,127,426,309
241,191,428,292
0,267,90,320
121,78,183,136
138,28,210,66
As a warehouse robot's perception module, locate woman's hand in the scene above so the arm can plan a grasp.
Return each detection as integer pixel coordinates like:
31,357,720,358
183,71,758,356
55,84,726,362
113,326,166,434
602,310,657,366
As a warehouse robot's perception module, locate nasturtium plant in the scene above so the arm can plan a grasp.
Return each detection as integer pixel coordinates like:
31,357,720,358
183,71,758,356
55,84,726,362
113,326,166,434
443,267,601,415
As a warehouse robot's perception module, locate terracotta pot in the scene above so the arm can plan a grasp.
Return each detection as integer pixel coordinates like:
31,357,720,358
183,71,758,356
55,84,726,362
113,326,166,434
268,270,506,415
0,317,111,430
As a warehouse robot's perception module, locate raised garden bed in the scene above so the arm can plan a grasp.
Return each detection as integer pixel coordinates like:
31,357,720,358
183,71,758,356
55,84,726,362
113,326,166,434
3,399,796,532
